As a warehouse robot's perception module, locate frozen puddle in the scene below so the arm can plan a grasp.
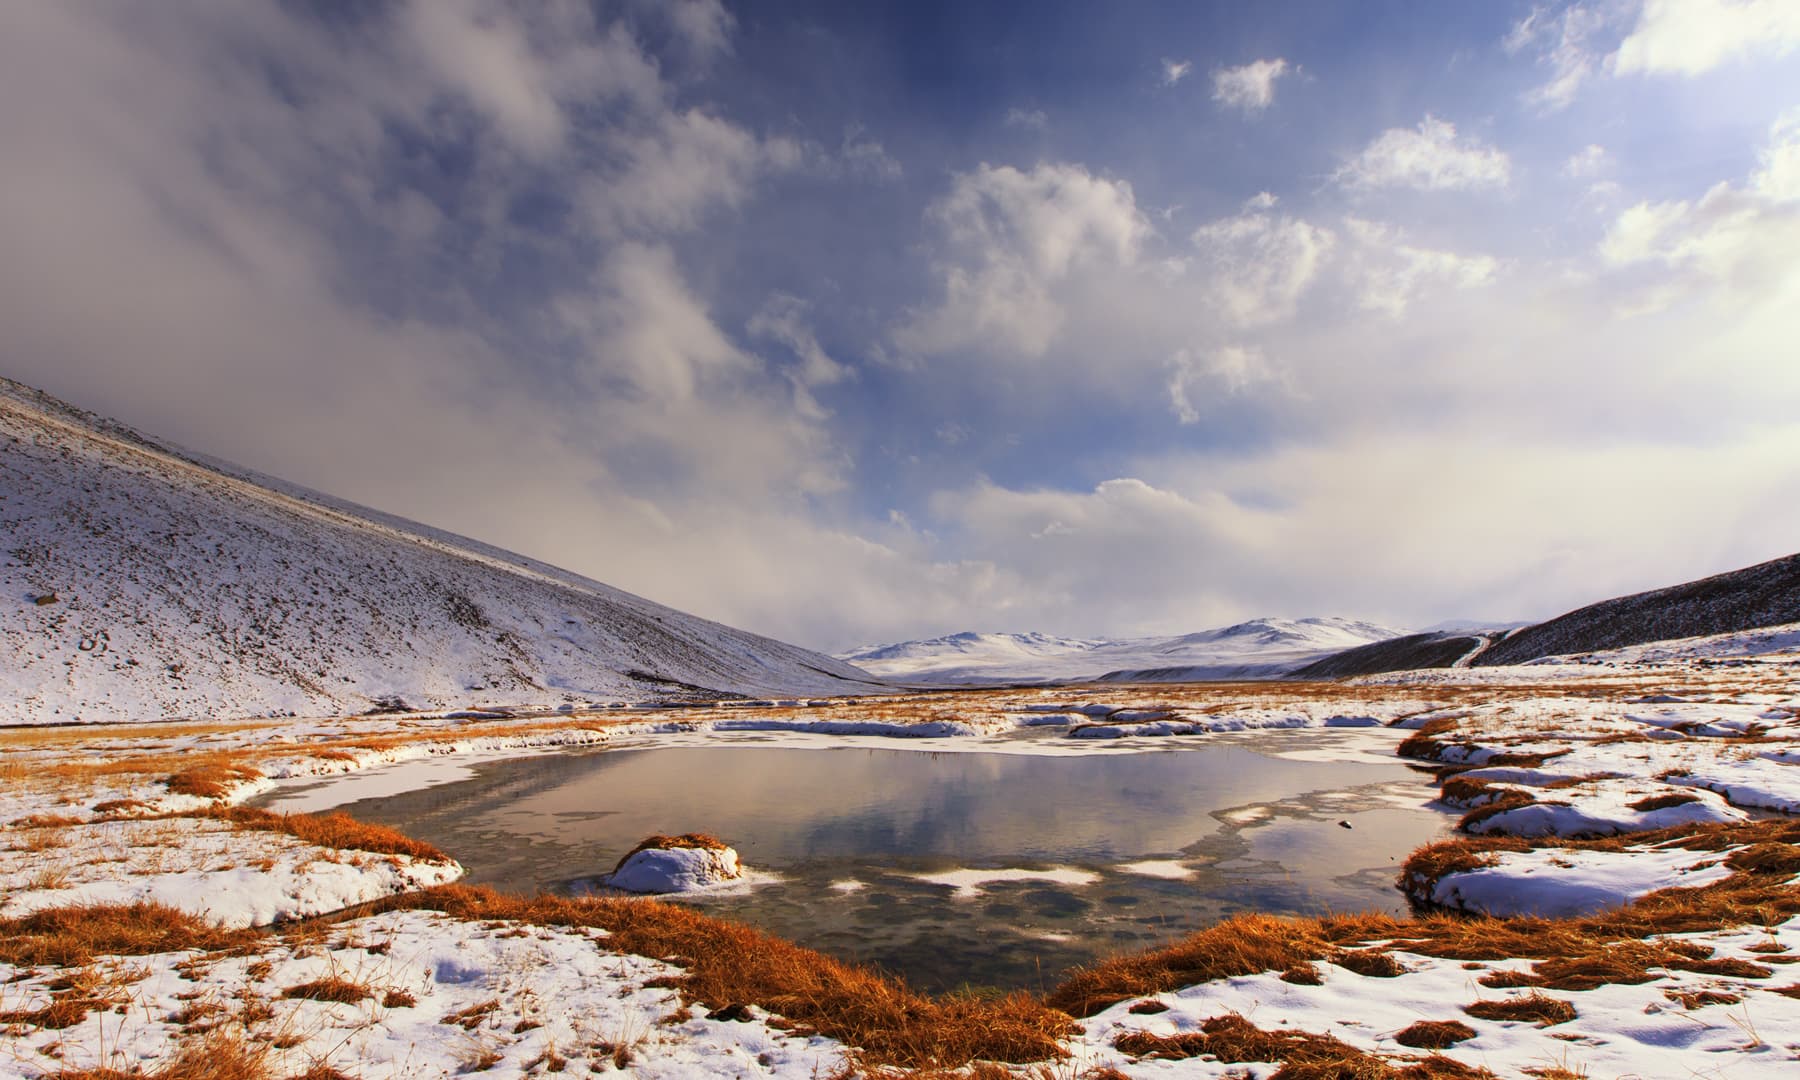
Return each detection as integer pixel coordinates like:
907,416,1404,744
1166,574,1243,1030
912,866,1102,898
288,733,1451,992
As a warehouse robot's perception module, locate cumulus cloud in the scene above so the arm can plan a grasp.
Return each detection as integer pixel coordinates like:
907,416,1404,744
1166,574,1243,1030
1614,0,1800,76
1210,58,1289,114
1161,58,1193,86
1599,109,1800,300
1336,116,1511,191
1342,219,1499,317
1190,206,1335,326
1166,345,1277,423
895,163,1149,358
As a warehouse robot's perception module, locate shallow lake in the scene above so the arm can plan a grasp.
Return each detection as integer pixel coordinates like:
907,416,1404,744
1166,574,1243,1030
294,732,1450,992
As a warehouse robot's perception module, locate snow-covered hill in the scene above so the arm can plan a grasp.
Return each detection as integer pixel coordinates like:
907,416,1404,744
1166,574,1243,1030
0,380,887,724
837,618,1403,684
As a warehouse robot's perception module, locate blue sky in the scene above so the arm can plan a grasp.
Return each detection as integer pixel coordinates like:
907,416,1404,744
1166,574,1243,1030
3,1,1799,650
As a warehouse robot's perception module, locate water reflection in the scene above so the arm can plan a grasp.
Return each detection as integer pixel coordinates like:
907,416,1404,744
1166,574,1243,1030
316,737,1449,992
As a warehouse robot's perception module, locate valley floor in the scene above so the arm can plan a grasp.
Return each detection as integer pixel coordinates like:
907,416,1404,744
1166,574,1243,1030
2,627,1799,1078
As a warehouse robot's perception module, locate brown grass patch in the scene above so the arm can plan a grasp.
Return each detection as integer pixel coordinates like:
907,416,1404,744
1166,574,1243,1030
442,998,500,1030
381,989,417,1009
0,902,256,966
281,977,371,1005
360,884,1073,1069
92,799,150,815
1665,988,1740,1008
1394,1020,1477,1049
1627,793,1700,812
1113,1013,1494,1078
42,1029,273,1080
164,763,264,800
1332,948,1407,978
1463,992,1576,1025
1048,912,1336,1016
196,806,450,863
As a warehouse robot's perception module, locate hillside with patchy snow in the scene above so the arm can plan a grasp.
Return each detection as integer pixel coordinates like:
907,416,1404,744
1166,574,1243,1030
1474,550,1800,666
838,618,1402,684
0,380,886,724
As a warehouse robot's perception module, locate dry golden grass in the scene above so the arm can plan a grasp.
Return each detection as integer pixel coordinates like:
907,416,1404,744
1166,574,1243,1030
1112,1013,1494,1078
44,1029,275,1080
0,902,258,966
356,884,1073,1069
1462,992,1576,1025
280,977,371,1005
196,806,450,863
1393,1020,1477,1049
165,763,265,800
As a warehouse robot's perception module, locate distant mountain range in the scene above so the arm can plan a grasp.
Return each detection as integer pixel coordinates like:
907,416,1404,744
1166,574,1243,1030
837,617,1404,684
0,379,886,724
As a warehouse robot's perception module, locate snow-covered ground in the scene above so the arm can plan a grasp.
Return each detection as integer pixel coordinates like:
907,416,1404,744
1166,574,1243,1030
2,625,1799,1077
837,617,1402,683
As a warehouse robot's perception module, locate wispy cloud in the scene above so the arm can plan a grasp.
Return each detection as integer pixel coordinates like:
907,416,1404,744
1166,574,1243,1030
1210,58,1289,114
1160,58,1193,86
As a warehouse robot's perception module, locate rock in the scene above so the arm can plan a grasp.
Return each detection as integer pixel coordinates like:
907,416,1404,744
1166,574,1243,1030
606,835,742,894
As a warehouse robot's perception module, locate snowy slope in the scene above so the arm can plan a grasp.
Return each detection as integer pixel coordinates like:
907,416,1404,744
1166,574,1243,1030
838,618,1403,684
0,379,886,724
1475,550,1800,666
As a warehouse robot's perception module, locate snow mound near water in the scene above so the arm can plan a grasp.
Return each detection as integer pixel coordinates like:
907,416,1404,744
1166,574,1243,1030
607,844,743,893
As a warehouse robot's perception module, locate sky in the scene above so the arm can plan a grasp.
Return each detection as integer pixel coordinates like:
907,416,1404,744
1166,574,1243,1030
3,1,1799,653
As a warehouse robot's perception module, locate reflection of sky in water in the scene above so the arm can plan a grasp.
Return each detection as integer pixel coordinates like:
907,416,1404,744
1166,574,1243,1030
327,736,1450,992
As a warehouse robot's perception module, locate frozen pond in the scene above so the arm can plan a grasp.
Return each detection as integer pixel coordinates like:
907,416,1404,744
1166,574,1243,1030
287,732,1450,992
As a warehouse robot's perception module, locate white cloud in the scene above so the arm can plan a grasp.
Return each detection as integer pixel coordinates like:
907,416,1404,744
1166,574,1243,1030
1190,207,1335,327
1342,219,1499,317
1210,58,1289,114
663,0,735,64
1166,345,1276,422
1753,108,1800,199
1161,59,1193,87
1614,0,1800,76
1563,143,1611,178
1005,107,1049,130
1599,110,1800,296
1336,116,1511,191
1505,3,1611,110
896,163,1149,358
586,108,789,235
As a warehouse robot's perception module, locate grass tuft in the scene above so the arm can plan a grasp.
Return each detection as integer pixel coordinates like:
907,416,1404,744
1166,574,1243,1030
1393,1020,1477,1049
1463,992,1576,1025
164,763,264,800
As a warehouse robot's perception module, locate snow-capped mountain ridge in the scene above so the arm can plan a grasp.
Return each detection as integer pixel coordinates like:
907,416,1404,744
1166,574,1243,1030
839,617,1404,684
0,379,886,724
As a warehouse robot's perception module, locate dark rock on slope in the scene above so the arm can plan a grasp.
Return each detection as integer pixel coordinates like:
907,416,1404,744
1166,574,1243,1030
1288,632,1491,680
